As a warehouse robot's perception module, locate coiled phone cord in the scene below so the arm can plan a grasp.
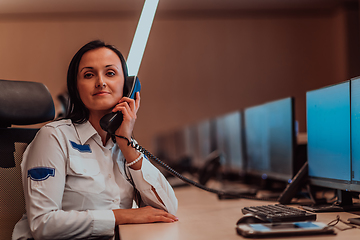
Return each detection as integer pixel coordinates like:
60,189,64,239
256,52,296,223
115,134,277,201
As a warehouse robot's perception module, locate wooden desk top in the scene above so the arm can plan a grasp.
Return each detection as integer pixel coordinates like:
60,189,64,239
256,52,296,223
119,186,360,240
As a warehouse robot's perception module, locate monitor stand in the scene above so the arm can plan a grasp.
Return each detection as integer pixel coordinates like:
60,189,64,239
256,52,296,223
301,189,360,212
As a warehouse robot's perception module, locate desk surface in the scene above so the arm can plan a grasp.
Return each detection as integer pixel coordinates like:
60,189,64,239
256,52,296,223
119,186,360,240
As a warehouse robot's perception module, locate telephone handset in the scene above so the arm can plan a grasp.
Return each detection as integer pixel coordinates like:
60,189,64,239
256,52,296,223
100,76,141,135
99,77,271,201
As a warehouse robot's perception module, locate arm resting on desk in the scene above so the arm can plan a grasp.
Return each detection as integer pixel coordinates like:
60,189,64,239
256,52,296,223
112,206,178,225
112,156,179,225
128,157,178,215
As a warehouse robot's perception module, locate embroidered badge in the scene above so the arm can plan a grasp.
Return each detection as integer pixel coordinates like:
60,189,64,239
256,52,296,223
70,140,92,153
28,167,55,181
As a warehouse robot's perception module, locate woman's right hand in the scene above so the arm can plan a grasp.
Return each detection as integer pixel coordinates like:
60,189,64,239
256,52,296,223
112,206,178,225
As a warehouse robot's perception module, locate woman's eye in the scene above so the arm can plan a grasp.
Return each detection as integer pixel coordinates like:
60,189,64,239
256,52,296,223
106,71,115,77
84,73,93,79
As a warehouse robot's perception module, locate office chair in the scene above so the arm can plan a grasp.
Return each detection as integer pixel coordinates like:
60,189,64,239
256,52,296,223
0,79,55,240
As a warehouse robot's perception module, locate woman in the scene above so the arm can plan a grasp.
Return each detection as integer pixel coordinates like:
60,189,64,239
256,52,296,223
12,40,178,240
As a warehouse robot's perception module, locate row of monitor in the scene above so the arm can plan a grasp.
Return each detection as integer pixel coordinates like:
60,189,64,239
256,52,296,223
156,76,360,208
155,97,298,185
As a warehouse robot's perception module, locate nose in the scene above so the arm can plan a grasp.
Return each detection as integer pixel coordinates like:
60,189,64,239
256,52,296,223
95,76,106,88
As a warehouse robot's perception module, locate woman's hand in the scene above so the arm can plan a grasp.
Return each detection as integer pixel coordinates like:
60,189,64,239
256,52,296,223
113,206,178,225
113,91,140,140
113,92,143,169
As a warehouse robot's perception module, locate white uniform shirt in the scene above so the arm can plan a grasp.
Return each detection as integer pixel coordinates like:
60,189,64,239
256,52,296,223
12,119,178,240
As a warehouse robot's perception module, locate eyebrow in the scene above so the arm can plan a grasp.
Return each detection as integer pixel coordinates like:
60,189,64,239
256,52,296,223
79,64,119,73
105,64,119,70
79,67,93,73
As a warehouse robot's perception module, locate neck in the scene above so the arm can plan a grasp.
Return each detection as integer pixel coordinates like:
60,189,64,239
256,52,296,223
88,111,110,146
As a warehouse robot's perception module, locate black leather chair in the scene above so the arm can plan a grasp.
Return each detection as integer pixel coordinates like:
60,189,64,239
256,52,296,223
0,79,55,240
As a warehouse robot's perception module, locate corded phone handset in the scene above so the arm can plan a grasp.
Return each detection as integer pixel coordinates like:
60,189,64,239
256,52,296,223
100,76,141,135
99,76,272,201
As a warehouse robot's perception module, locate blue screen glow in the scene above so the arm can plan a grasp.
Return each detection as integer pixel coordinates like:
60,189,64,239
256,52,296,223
307,81,351,181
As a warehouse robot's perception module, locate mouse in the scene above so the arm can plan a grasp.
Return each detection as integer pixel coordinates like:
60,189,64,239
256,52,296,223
236,213,270,225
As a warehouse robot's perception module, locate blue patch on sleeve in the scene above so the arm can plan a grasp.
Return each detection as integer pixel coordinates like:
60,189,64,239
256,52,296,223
28,167,55,181
70,140,92,153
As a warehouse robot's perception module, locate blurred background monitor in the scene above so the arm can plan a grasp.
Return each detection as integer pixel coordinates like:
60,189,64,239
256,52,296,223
306,80,360,211
170,126,194,174
154,130,179,167
244,97,296,184
214,111,245,178
189,119,217,171
173,126,193,162
154,118,218,181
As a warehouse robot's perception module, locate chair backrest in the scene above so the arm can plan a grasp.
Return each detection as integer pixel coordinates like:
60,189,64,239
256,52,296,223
0,79,55,240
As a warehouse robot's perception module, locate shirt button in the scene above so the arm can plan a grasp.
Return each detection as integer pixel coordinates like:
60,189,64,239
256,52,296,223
108,174,112,178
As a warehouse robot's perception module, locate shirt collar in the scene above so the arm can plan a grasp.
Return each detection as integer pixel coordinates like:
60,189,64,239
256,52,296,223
74,121,98,145
74,120,115,149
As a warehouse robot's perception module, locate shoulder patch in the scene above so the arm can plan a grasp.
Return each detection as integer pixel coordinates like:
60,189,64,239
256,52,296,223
28,167,55,181
70,140,92,153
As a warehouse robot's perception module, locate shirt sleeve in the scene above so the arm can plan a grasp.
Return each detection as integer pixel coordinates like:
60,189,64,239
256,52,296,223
21,126,115,240
128,155,178,215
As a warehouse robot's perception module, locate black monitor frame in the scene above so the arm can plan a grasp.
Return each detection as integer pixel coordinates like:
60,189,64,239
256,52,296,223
306,79,360,211
214,110,246,178
244,97,299,184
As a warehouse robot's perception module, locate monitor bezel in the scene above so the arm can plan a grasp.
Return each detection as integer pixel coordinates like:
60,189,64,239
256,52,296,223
244,97,297,183
214,110,247,176
306,79,360,201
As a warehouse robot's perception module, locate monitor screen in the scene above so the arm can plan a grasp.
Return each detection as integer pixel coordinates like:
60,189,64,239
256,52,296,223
173,126,193,161
190,119,215,169
244,97,295,182
214,111,245,175
351,77,360,189
307,81,351,190
304,80,360,211
154,130,179,166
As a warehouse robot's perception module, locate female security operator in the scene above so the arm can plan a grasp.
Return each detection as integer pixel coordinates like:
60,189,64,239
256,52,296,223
12,40,178,240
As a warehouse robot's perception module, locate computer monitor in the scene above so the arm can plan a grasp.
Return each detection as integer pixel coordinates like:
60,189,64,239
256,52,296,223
190,119,216,170
244,97,297,184
214,111,245,177
351,77,360,189
173,126,193,161
306,79,360,210
154,130,179,167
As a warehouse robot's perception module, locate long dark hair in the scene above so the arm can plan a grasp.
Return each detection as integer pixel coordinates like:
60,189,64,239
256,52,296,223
66,40,128,123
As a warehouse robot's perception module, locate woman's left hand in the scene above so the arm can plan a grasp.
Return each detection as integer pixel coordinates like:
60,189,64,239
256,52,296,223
113,91,140,140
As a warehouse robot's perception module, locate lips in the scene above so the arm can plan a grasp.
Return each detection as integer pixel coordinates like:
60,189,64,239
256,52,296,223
93,91,110,96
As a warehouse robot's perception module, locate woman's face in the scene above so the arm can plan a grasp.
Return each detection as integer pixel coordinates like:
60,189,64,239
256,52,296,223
77,47,124,115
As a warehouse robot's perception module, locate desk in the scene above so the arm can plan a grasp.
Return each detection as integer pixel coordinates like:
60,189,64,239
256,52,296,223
119,186,360,240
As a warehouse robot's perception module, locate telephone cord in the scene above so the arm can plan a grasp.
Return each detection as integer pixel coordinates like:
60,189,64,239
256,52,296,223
115,134,276,201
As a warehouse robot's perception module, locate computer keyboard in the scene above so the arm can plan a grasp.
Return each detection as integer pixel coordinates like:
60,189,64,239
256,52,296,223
242,204,317,222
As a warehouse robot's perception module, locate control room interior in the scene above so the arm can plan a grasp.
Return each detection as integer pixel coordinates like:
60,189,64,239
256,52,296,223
1,0,360,239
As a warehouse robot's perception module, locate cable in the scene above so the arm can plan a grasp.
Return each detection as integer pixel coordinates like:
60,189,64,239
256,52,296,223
115,134,277,201
327,215,360,231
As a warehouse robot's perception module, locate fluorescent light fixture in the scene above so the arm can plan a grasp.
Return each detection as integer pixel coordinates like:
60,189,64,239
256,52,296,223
127,0,159,76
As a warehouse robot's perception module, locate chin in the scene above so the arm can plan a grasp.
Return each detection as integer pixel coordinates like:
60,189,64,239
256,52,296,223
87,105,115,114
